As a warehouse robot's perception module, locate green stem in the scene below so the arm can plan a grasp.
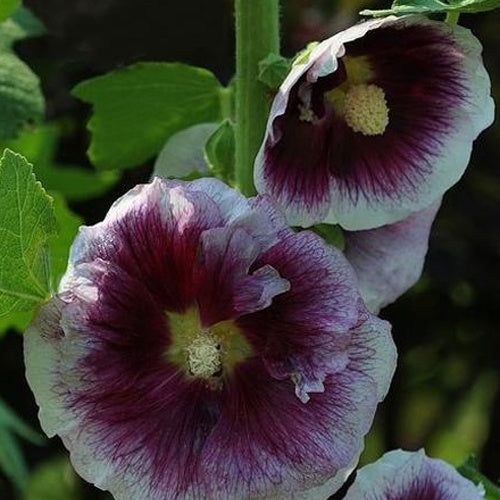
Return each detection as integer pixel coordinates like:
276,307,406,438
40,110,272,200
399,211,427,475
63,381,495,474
234,0,280,196
445,11,460,25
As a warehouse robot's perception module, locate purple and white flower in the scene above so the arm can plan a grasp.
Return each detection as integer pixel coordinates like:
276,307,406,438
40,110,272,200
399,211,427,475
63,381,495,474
255,15,494,230
344,449,484,499
24,178,396,499
344,200,440,312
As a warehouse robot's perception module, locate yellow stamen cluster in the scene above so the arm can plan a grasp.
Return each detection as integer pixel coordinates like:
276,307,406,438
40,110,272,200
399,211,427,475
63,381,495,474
300,56,390,136
186,332,222,379
166,308,253,384
343,84,389,136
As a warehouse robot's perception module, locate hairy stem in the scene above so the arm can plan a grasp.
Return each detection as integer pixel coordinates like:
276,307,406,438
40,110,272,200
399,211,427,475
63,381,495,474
445,11,460,25
234,0,280,196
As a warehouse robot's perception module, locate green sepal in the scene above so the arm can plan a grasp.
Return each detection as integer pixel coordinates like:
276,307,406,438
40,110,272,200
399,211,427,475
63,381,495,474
204,120,236,184
457,455,500,499
293,42,320,66
258,53,291,90
311,223,346,251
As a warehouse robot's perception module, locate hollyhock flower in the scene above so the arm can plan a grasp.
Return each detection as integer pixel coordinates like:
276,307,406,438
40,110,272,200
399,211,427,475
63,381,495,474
344,200,441,312
24,178,396,499
344,449,484,499
255,15,494,230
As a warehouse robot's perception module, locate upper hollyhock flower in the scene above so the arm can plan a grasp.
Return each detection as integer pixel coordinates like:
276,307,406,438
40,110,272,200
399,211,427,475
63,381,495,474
344,449,484,499
24,178,396,499
255,15,494,230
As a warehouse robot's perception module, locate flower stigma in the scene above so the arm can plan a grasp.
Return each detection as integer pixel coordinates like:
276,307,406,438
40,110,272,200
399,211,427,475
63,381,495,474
166,308,253,385
343,84,389,136
323,56,390,136
186,331,222,379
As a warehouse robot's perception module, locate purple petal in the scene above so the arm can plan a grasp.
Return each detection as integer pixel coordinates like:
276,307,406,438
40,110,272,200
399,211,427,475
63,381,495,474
255,16,494,230
344,200,441,312
345,449,484,499
196,226,289,325
25,178,396,499
239,230,364,401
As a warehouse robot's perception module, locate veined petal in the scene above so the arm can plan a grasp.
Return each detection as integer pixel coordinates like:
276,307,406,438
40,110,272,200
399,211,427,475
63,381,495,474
25,178,396,499
344,449,484,499
344,200,441,312
256,15,494,230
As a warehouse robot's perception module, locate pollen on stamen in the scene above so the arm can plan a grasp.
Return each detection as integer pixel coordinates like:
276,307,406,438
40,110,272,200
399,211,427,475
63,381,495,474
186,332,222,379
343,84,389,136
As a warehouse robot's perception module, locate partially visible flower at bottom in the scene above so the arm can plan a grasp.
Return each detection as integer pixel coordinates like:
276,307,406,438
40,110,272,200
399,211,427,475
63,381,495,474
24,178,396,499
344,200,441,313
344,449,484,499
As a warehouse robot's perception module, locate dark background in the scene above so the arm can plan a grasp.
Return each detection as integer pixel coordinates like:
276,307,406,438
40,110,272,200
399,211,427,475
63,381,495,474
0,0,499,498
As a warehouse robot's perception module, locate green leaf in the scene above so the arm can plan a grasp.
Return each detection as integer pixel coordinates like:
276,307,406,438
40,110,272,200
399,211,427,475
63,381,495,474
0,399,44,446
0,425,28,491
2,124,118,201
0,398,44,492
312,224,346,251
258,53,291,90
0,149,56,318
48,192,82,289
361,0,500,16
0,0,19,24
0,53,44,140
204,120,235,183
0,7,45,140
154,123,217,180
457,455,500,499
25,457,81,500
73,62,225,170
0,6,45,49
0,190,81,337
0,310,31,337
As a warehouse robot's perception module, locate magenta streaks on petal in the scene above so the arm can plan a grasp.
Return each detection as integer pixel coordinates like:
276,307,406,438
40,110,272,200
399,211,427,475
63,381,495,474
196,226,289,326
345,450,484,500
265,22,463,209
256,16,494,229
238,230,361,401
25,178,396,499
330,23,466,201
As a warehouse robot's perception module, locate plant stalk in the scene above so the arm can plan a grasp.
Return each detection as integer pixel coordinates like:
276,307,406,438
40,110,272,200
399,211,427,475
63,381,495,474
234,0,280,196
446,11,460,25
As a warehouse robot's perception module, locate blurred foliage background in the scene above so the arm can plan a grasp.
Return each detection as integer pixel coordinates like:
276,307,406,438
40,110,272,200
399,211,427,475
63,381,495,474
0,0,499,498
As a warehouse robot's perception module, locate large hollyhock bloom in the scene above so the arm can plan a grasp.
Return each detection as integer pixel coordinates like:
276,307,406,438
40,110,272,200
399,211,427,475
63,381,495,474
344,200,440,312
255,15,494,230
24,178,396,499
344,449,484,499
